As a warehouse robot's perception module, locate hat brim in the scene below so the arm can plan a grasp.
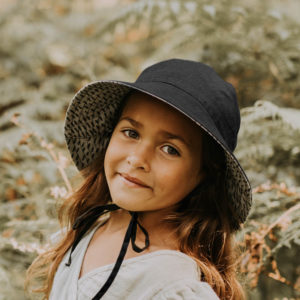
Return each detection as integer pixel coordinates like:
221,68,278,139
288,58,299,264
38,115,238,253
64,80,252,226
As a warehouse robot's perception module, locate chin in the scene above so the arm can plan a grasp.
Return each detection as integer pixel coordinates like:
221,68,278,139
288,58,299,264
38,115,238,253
111,198,141,212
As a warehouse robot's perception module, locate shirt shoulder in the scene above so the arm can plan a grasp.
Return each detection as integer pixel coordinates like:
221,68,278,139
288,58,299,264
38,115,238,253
149,278,220,300
136,250,200,280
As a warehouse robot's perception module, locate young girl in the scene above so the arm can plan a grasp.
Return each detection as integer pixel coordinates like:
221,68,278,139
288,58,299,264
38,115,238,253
26,58,252,300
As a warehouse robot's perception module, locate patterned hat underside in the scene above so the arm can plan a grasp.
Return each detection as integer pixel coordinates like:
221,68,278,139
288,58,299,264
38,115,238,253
64,81,251,226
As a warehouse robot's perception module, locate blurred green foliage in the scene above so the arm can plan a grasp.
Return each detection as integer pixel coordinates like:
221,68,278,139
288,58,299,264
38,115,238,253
0,0,299,299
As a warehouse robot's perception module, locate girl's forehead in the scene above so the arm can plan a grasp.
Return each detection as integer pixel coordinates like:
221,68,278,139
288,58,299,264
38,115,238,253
120,91,203,143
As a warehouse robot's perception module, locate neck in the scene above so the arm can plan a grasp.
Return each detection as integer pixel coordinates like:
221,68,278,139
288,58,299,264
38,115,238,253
105,207,179,250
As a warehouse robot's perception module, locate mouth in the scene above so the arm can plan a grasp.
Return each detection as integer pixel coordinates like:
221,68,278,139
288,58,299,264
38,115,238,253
119,173,150,188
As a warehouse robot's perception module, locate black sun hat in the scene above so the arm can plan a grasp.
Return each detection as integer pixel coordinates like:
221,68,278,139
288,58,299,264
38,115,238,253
64,58,252,225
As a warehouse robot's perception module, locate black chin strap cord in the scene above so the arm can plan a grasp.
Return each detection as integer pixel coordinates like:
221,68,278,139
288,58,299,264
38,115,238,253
65,204,120,267
65,203,150,300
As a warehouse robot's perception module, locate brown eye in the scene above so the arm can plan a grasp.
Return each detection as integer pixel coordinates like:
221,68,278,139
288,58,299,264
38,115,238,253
122,129,139,139
162,145,180,156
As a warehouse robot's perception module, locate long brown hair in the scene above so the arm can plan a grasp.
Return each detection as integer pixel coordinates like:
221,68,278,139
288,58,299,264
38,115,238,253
26,99,245,299
163,132,245,299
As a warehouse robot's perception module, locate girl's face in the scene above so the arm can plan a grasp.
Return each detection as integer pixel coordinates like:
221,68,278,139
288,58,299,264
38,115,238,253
104,91,204,213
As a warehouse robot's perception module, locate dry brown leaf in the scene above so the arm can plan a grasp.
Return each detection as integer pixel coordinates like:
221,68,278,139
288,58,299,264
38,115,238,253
10,113,21,126
19,133,32,145
2,228,15,238
16,176,26,185
5,188,17,201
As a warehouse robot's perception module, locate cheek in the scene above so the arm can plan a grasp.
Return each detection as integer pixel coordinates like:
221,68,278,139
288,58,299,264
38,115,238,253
156,162,201,194
159,163,202,193
103,150,110,179
104,138,119,174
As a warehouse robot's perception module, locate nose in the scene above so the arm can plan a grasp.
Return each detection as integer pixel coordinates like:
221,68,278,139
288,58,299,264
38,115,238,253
126,143,151,172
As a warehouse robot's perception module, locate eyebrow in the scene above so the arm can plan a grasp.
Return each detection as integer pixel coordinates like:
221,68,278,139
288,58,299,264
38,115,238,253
119,116,191,147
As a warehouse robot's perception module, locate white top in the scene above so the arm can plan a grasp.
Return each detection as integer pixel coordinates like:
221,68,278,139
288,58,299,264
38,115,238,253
50,217,219,300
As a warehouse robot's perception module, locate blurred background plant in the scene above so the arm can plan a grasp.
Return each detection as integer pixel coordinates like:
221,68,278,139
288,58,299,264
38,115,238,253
0,0,300,299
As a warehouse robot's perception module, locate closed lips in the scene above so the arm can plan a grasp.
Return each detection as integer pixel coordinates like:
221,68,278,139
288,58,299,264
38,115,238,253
120,173,150,188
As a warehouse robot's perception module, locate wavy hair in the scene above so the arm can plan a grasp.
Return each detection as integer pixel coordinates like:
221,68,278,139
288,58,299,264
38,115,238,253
26,103,245,300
